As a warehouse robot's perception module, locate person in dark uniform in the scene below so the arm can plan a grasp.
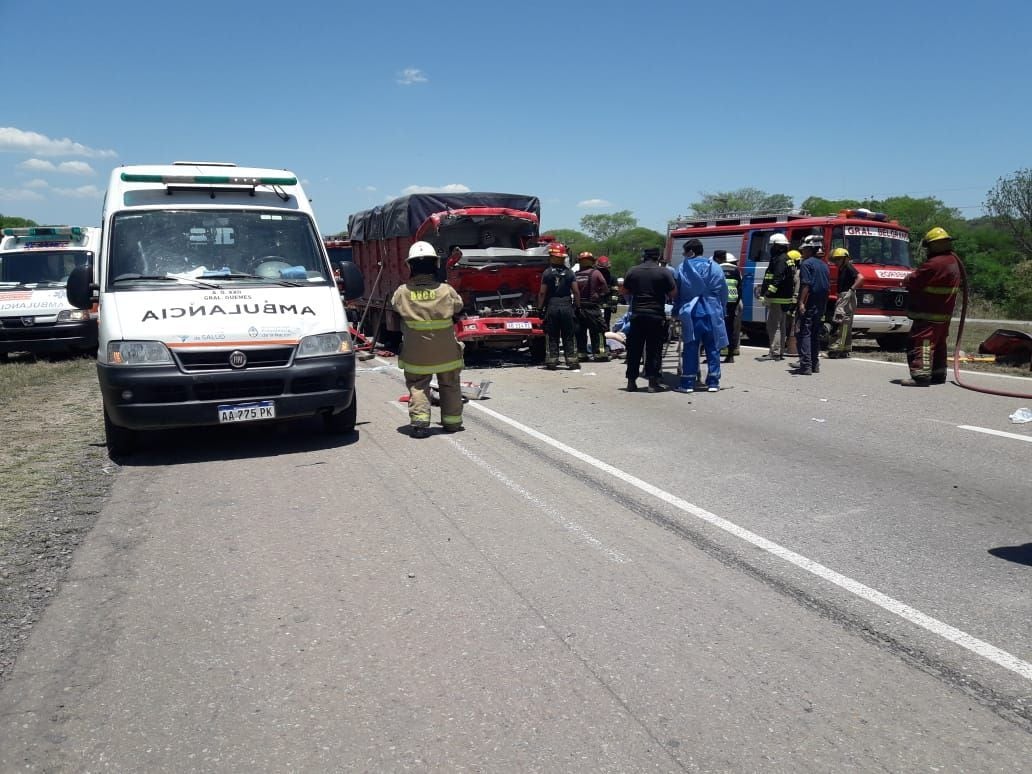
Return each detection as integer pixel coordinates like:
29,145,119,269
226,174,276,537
622,247,675,392
595,255,619,331
574,251,610,362
792,243,831,375
536,243,581,370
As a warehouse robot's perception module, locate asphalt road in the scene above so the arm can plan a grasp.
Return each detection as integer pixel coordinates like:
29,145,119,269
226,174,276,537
1,348,1030,771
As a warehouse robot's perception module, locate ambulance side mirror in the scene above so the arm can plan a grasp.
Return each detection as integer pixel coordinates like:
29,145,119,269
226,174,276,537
66,265,96,310
336,261,365,301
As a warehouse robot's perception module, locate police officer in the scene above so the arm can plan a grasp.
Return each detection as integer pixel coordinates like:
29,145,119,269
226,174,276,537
623,247,676,392
715,250,742,363
390,241,466,438
536,243,581,370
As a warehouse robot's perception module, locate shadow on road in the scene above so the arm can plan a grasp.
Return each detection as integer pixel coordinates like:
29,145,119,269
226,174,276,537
987,543,1032,567
114,417,363,467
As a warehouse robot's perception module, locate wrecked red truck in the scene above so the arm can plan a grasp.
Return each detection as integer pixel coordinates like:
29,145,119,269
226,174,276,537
346,193,548,360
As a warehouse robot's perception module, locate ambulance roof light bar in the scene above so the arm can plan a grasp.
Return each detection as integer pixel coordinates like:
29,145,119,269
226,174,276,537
120,172,298,186
667,208,810,231
2,226,85,238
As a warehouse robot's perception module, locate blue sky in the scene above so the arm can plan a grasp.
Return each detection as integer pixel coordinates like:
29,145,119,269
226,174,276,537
1,0,1029,235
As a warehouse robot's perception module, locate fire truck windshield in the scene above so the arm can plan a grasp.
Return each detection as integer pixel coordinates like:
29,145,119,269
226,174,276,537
833,226,911,267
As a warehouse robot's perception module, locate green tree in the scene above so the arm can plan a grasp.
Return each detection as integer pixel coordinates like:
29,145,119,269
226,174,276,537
799,196,863,216
579,210,637,242
542,228,597,259
688,188,793,217
1004,261,1032,318
605,227,665,277
984,168,1032,261
0,214,39,229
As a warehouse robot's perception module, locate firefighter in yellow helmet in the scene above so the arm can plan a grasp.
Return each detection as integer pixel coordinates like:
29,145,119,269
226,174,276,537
901,227,963,386
390,241,466,437
827,247,864,358
783,248,804,356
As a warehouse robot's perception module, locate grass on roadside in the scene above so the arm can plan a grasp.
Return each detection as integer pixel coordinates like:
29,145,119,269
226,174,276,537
0,357,105,541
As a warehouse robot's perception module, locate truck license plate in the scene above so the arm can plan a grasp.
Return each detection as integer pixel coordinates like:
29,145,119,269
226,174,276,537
218,400,275,424
505,321,532,330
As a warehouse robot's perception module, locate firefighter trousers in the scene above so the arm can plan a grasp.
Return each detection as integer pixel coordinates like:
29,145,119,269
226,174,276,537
765,303,792,356
544,300,578,366
405,368,463,428
907,320,950,384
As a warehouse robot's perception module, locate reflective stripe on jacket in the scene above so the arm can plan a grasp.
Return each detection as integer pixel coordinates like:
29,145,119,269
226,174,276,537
391,274,465,374
905,252,962,323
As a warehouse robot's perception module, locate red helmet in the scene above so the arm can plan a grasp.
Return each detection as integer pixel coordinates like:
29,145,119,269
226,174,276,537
548,243,568,258
596,255,611,268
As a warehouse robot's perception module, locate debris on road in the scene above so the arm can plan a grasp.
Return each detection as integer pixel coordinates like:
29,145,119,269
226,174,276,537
1009,407,1032,424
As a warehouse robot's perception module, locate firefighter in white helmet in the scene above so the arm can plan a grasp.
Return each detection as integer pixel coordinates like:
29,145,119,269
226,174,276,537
758,233,794,360
390,241,466,438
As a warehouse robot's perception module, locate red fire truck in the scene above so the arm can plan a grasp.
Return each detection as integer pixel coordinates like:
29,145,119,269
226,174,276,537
347,193,547,359
665,209,913,349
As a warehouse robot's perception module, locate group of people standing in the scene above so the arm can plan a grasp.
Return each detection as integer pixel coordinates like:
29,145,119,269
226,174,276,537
390,227,964,437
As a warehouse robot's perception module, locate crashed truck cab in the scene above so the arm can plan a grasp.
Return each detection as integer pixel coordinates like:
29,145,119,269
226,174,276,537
66,161,365,455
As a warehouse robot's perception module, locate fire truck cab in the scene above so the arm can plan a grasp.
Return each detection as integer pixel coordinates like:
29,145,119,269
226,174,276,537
665,209,913,349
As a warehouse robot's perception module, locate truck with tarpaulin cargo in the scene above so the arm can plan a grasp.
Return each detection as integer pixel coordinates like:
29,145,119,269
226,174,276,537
1,225,100,360
347,193,548,360
665,209,913,350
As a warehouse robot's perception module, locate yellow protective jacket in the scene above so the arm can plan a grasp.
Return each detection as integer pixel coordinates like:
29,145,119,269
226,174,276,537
391,274,465,374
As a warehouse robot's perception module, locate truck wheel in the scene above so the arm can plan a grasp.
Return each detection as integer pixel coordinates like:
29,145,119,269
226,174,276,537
324,394,357,434
104,407,137,457
876,333,908,352
529,338,546,363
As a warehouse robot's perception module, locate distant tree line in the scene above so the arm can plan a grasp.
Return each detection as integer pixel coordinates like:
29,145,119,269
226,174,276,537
546,170,1032,319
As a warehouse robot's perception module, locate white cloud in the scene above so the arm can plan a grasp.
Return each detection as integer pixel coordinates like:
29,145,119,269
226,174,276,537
402,183,471,195
24,178,49,189
52,184,103,199
0,187,45,202
17,158,95,175
577,198,613,208
0,127,116,158
362,185,377,192
396,67,428,86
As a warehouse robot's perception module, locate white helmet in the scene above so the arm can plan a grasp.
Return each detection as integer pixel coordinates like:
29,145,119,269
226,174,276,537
800,234,824,251
725,252,738,264
406,240,438,262
768,233,789,246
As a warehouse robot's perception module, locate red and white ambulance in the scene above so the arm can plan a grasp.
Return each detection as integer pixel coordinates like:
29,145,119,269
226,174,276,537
665,209,913,349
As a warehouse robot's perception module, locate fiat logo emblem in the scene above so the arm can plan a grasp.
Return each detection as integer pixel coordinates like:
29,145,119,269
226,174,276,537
228,350,248,369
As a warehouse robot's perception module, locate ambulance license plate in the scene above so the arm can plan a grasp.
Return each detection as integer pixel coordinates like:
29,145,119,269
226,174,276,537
506,321,532,330
218,400,275,424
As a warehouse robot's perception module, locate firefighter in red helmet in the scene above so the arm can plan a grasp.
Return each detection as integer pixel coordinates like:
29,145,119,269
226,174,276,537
536,243,581,370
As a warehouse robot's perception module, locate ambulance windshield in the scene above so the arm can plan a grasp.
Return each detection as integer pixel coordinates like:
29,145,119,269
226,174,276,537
108,209,330,287
0,250,87,287
833,226,912,267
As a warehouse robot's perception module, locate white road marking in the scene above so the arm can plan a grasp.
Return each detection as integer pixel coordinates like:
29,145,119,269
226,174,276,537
468,401,1032,682
958,425,1032,443
387,400,628,564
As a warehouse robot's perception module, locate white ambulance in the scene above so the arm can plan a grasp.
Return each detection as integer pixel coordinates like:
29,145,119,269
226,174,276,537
1,225,99,360
66,162,364,455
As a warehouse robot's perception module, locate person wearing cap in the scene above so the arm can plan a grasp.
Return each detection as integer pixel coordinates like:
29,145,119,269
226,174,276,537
574,251,610,361
390,241,466,438
536,243,581,370
901,227,962,386
622,247,676,391
714,250,742,363
674,239,728,392
757,233,794,360
827,247,864,358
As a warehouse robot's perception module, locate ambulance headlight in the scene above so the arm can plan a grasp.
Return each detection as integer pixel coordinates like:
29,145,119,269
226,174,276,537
296,331,352,358
57,309,91,322
106,340,172,366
